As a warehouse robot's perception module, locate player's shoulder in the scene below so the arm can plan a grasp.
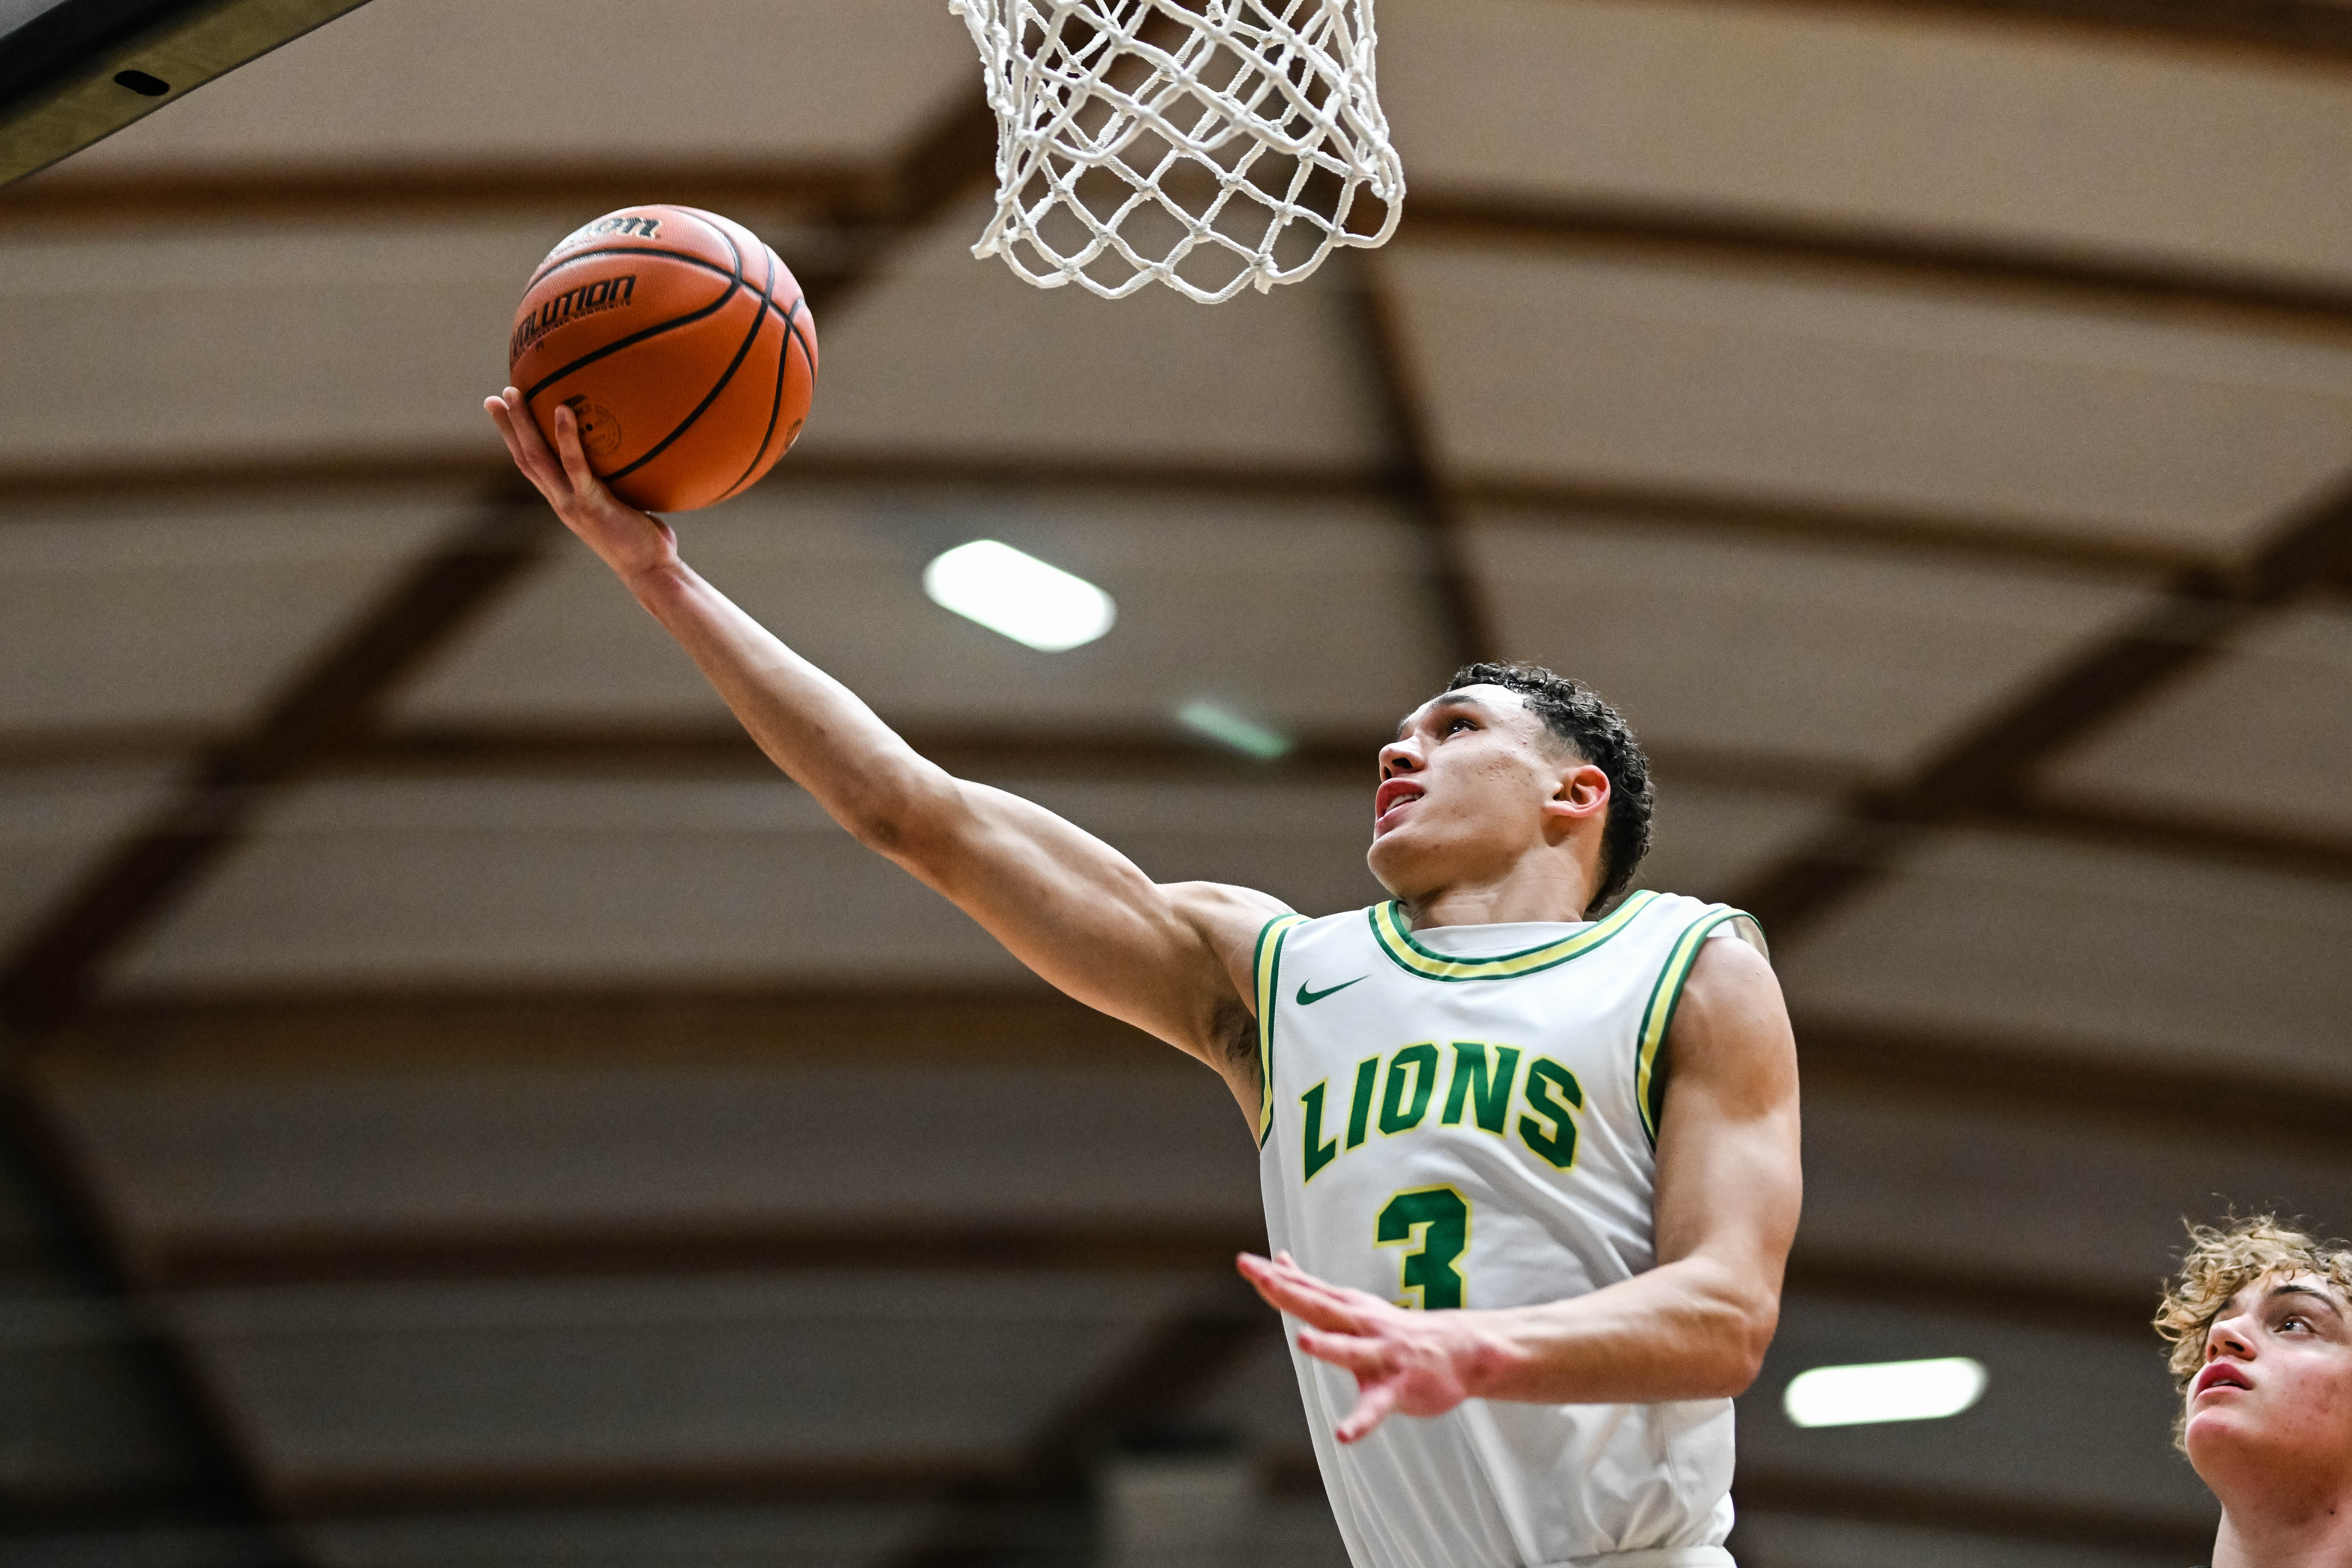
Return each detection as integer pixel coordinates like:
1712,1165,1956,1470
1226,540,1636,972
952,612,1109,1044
1618,888,1770,962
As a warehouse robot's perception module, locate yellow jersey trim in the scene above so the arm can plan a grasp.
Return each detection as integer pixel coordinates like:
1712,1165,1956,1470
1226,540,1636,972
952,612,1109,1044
1253,912,1311,1146
1634,907,1762,1148
1367,889,1660,983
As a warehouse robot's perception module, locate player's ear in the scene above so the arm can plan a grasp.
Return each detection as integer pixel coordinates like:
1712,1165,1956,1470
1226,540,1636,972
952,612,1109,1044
1543,761,1610,825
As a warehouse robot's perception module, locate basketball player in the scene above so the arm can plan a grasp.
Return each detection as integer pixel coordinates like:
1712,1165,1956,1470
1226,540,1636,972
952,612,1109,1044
482,392,1803,1568
2158,1216,2352,1567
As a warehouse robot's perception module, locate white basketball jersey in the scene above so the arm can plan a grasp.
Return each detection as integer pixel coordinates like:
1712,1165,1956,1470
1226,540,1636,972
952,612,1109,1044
1252,890,1762,1568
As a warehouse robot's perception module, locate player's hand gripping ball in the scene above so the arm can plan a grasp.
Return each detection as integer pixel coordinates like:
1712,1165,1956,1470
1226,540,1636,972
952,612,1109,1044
507,205,817,513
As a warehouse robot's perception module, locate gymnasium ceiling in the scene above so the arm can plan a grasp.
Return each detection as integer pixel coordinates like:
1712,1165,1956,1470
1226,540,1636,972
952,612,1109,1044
3,1,2351,1564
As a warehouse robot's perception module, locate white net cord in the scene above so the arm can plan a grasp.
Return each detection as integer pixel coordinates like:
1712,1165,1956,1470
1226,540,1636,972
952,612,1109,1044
949,0,1404,303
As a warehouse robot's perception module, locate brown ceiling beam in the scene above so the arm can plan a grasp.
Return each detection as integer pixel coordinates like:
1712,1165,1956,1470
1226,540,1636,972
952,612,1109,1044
1406,193,2352,337
3,158,879,224
884,1290,1269,1568
0,500,552,1041
1350,252,1495,671
1825,0,2352,65
0,93,999,1047
5,720,2344,890
1731,469,2352,936
0,446,2226,582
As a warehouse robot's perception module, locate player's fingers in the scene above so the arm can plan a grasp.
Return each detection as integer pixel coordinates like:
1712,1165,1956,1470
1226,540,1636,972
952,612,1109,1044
1334,1380,1400,1445
551,403,598,494
1265,1260,1379,1324
487,391,567,496
1241,1263,1362,1331
1297,1327,1391,1376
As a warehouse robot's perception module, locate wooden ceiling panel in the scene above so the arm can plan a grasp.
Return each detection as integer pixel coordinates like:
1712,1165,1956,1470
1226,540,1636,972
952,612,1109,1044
1635,779,1838,904
173,1272,1204,1497
392,487,1447,735
24,0,974,184
1776,827,2352,1085
44,1054,1259,1255
0,496,458,733
798,199,1389,471
104,776,1389,991
1796,1081,2352,1308
1384,0,2352,286
2045,604,2352,838
1469,513,2156,772
1394,243,2352,555
0,222,560,471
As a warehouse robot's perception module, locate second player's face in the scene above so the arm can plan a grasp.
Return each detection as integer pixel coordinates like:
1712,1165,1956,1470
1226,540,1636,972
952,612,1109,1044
2185,1271,2352,1492
1366,687,1593,897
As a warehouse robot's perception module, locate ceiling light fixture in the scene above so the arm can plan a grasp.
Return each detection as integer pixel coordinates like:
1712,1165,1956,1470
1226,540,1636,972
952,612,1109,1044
922,540,1116,652
1783,1356,1987,1428
1178,700,1292,760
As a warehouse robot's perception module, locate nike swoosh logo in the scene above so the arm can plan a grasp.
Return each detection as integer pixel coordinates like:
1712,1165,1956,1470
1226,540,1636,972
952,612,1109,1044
1296,976,1367,1006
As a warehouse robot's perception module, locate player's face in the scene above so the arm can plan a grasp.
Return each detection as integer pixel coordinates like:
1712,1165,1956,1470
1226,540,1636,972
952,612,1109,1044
1366,687,1604,899
2184,1272,2352,1490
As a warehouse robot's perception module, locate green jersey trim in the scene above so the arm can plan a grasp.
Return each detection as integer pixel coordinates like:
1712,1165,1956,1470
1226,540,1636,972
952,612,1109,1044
1367,889,1660,982
1252,912,1311,1146
1635,907,1763,1148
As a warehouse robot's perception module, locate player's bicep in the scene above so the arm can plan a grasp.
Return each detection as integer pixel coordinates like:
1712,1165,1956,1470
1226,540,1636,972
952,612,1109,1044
1651,936,1802,1284
882,777,1281,1054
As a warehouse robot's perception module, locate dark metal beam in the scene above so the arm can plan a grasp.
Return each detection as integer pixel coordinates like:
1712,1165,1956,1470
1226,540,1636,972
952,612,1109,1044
885,1290,1270,1568
16,721,2343,890
0,90,998,1045
1732,469,2352,937
1828,0,2352,66
0,0,375,185
0,500,552,1040
1407,192,2352,336
1349,253,1495,672
0,448,2196,581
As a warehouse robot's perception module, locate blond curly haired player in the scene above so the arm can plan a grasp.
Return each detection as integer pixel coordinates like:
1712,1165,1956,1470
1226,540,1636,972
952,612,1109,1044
484,391,1803,1568
2158,1216,2352,1568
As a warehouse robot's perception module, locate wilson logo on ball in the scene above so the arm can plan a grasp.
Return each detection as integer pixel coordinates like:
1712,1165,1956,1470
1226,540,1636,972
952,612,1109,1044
554,213,662,252
509,275,638,360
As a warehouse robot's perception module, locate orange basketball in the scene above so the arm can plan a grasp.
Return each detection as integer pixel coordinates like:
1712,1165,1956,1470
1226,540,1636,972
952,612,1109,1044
508,205,816,513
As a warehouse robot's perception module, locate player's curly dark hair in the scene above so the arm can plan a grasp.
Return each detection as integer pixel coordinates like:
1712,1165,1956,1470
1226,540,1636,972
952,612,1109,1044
1447,662,1654,914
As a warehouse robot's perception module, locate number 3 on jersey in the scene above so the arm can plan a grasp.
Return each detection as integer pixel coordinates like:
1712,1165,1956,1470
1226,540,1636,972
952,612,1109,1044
1376,1186,1470,1309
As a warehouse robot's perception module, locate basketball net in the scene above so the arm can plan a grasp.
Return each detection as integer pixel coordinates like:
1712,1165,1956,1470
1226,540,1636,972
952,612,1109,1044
950,0,1404,302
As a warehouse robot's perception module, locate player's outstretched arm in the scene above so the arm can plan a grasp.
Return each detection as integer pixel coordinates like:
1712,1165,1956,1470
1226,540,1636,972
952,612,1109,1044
484,393,1288,1103
1240,933,1801,1441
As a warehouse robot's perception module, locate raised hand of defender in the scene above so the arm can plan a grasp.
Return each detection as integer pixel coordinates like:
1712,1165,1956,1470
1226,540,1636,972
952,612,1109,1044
484,388,679,580
1238,1251,1481,1443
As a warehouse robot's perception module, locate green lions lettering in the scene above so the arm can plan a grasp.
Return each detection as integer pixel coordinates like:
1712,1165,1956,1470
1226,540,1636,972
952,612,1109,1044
1300,1041,1582,1183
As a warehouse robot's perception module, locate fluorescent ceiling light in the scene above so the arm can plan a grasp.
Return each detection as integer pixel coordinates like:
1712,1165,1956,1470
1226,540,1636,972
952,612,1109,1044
1783,1357,1987,1428
923,540,1115,652
1178,700,1291,760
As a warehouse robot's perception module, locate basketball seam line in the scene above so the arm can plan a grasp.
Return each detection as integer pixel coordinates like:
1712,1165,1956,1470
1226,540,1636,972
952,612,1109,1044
516,229,748,406
604,223,775,486
716,290,797,505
